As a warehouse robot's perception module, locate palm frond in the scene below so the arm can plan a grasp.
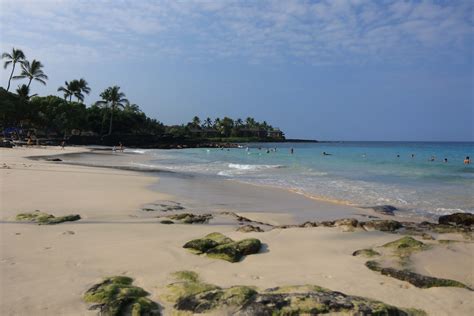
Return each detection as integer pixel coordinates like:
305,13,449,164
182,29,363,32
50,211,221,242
3,60,11,69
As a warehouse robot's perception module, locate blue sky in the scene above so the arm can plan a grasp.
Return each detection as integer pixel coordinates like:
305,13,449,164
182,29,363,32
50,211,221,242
1,0,473,141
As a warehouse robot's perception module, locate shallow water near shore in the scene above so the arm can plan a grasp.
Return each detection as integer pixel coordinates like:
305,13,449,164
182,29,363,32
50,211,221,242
133,141,473,219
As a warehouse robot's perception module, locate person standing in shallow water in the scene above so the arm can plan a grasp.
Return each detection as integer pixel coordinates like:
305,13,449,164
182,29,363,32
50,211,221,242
464,156,471,164
290,148,294,154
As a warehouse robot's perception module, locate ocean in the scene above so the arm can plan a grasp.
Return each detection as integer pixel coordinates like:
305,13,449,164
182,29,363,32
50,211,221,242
128,142,473,219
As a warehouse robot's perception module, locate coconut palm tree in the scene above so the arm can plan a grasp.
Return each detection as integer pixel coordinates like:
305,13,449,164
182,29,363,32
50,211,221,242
97,86,128,135
57,81,75,101
58,78,91,103
192,116,201,128
204,117,213,128
13,59,48,89
75,78,91,102
16,84,37,100
2,48,26,92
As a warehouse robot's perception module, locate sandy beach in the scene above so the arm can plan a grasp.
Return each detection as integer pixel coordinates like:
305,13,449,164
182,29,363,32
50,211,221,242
1,147,473,315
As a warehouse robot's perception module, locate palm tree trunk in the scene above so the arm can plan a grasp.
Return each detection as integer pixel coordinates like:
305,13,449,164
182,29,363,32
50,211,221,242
108,105,115,135
69,95,72,102
6,62,16,92
27,77,33,89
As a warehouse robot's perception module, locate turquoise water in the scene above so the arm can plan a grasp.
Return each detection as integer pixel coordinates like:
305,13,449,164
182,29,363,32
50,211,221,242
132,142,473,218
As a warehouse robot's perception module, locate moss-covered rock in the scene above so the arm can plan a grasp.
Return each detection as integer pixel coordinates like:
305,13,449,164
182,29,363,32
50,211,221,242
352,248,381,257
165,271,425,315
183,233,262,262
16,211,81,225
363,237,472,291
167,213,212,224
183,238,219,254
83,276,160,316
438,213,474,226
236,224,264,232
383,236,425,250
374,267,471,290
362,220,403,232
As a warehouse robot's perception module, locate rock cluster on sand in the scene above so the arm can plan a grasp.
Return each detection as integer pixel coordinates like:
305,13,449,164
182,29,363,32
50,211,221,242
166,213,213,224
16,211,81,225
356,236,472,290
183,232,262,262
164,271,426,315
83,276,160,316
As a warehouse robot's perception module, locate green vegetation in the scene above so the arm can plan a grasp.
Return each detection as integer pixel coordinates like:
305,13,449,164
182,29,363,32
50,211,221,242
183,232,262,262
1,47,284,145
165,271,426,315
83,276,160,316
16,210,81,225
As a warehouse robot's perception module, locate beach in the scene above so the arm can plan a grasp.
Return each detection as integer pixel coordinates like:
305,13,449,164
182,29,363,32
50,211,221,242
0,146,473,315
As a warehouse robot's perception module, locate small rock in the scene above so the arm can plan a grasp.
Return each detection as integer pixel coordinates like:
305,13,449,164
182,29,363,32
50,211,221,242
237,225,264,233
438,213,474,226
364,205,397,216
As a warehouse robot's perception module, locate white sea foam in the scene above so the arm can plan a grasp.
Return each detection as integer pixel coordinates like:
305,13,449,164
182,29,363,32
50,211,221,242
228,163,284,170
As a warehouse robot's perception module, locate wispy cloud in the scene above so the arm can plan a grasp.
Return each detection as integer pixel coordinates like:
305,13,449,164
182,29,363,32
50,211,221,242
1,0,472,66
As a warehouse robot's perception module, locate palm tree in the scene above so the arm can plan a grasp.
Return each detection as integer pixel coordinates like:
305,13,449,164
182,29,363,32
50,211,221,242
75,78,91,102
13,59,48,89
204,117,213,128
97,86,128,135
235,118,243,127
192,116,201,128
16,84,37,100
2,48,26,92
58,78,91,102
245,117,256,128
57,81,75,101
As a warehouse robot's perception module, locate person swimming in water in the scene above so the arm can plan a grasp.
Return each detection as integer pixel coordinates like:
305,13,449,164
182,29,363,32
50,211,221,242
396,154,400,158
322,151,331,156
464,156,471,164
429,156,436,162
444,158,448,163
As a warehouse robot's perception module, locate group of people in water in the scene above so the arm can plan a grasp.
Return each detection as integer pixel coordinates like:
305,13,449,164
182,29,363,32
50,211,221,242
243,146,472,165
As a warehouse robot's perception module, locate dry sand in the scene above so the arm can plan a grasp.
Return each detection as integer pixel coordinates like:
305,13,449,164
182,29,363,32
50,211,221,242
0,147,473,315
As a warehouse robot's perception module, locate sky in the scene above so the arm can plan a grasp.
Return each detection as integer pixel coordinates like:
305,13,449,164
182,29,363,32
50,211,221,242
1,0,473,141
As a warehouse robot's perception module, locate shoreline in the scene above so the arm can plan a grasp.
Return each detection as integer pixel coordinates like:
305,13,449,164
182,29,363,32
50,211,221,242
1,146,473,315
45,147,434,223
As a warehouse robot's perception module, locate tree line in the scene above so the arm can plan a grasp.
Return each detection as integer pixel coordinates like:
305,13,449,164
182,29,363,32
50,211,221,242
1,47,283,140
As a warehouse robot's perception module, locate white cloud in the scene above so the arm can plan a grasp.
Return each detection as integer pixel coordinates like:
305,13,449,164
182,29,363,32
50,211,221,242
0,0,472,66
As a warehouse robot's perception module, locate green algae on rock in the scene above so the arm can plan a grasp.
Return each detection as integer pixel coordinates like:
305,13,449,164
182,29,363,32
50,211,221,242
183,232,262,262
365,261,471,290
16,210,81,225
166,213,212,224
83,276,160,316
165,271,426,315
236,224,264,232
363,237,472,291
